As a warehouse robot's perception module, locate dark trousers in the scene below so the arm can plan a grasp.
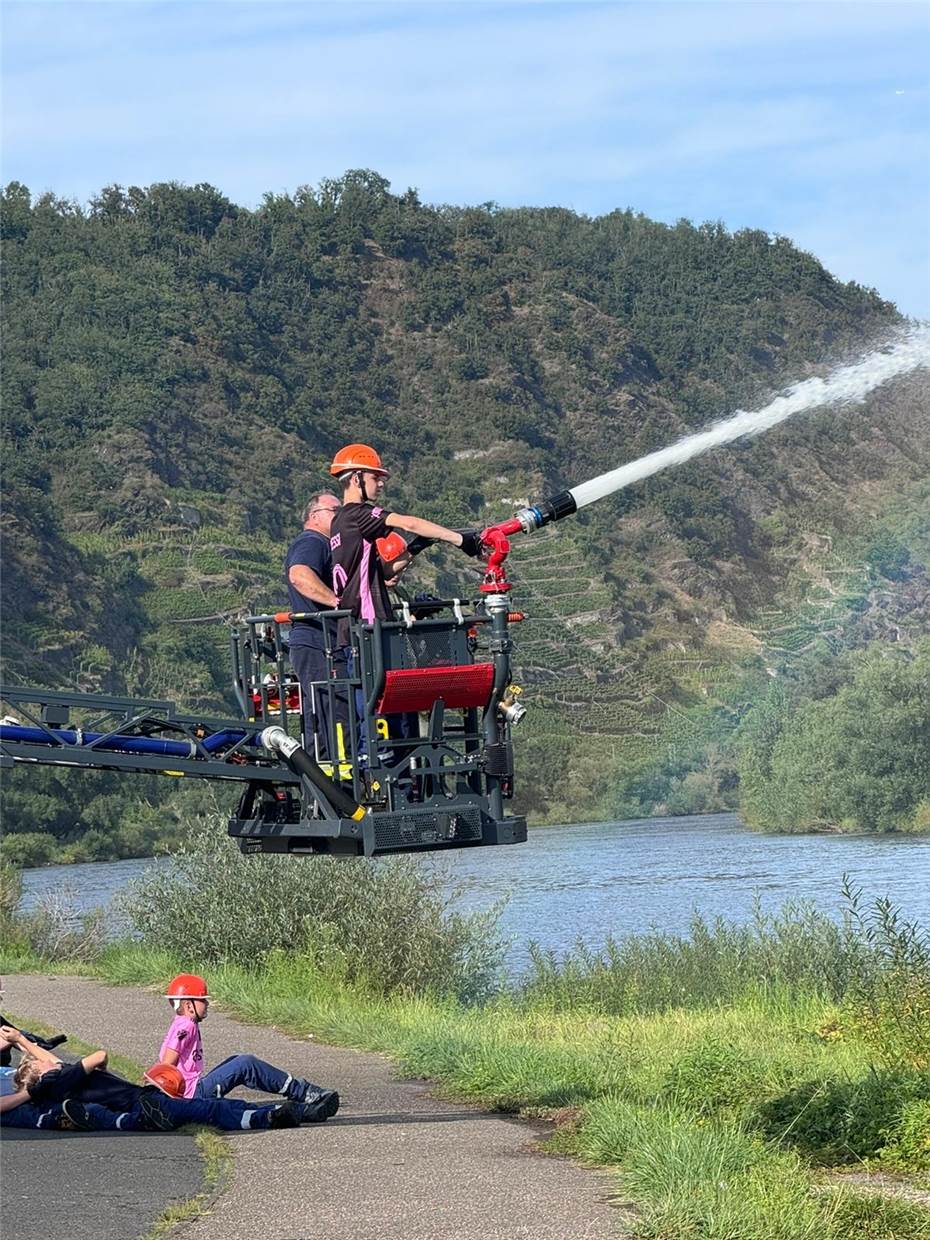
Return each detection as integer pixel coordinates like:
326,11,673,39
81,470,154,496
65,1094,289,1131
194,1053,315,1102
289,644,350,761
0,1101,65,1128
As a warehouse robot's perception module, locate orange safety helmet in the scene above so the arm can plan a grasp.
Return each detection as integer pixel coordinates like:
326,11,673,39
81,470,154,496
376,531,407,563
165,973,209,1009
143,1063,186,1098
329,444,389,479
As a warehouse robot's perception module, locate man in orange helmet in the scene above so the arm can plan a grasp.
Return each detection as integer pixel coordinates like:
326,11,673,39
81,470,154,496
328,443,481,629
327,444,482,753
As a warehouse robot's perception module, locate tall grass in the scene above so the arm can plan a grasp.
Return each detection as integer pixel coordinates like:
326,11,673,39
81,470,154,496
116,820,505,1002
843,892,930,1071
7,844,930,1239
581,1098,832,1240
517,879,930,1025
0,856,108,963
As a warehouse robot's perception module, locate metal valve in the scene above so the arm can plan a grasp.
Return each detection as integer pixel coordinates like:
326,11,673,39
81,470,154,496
498,684,526,726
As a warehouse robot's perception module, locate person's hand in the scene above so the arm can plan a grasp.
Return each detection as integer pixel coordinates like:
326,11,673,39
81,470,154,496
458,530,485,558
0,1025,20,1046
384,552,413,586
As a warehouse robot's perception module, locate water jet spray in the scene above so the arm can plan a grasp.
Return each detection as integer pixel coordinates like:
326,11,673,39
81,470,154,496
477,326,930,591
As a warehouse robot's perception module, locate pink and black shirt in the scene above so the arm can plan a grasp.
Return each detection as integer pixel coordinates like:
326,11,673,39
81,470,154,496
330,502,395,637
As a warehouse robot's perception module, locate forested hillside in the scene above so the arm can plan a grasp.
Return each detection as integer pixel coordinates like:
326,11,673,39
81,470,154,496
2,171,928,862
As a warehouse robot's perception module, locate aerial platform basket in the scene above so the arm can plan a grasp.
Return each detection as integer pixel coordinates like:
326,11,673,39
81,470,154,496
1,595,527,859
229,596,527,856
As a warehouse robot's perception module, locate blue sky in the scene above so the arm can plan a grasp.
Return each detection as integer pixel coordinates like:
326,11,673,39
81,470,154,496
3,1,928,315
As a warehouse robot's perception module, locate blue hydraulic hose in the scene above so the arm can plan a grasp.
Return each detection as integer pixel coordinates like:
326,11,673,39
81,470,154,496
0,723,257,758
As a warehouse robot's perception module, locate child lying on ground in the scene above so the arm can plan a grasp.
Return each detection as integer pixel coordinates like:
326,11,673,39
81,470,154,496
11,1047,336,1132
0,1022,69,1129
158,973,337,1115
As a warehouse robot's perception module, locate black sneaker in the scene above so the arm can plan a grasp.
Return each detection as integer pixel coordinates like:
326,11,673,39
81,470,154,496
60,1099,96,1131
300,1084,331,1106
268,1101,301,1130
138,1093,175,1131
300,1090,339,1123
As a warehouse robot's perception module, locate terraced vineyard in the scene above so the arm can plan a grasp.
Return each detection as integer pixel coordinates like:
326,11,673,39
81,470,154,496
500,530,715,818
750,560,872,656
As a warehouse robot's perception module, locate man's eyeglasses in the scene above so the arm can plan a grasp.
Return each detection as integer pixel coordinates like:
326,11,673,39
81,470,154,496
307,505,341,516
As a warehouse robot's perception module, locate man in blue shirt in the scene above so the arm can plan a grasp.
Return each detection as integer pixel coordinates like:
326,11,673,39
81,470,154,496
284,492,348,759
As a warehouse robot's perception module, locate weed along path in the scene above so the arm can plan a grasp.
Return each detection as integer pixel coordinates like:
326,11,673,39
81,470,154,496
7,975,621,1240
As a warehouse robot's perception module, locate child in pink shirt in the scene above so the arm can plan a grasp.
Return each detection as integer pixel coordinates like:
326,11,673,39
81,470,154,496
158,974,337,1118
158,1008,205,1100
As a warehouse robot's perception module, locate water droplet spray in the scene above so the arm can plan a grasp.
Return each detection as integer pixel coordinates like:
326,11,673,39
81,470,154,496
479,325,930,589
569,324,930,510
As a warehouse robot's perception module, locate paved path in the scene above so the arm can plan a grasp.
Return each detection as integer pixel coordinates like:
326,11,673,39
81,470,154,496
1,1033,202,1240
5,974,622,1240
2,1110,202,1240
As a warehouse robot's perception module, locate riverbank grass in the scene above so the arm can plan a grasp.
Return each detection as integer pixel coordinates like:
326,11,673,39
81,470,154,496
81,941,930,1240
5,833,929,1240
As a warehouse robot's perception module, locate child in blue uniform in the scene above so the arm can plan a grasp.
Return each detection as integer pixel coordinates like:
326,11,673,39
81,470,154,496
15,1049,313,1131
157,974,338,1116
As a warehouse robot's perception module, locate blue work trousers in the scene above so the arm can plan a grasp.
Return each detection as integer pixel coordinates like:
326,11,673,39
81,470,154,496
0,1101,65,1128
195,1053,311,1102
78,1094,286,1131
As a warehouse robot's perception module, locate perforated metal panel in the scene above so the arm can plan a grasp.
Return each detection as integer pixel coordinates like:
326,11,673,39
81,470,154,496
377,663,494,713
384,624,471,671
373,806,484,851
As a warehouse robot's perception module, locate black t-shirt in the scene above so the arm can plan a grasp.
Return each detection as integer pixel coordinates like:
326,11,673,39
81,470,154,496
330,502,395,628
28,1061,142,1111
284,529,334,650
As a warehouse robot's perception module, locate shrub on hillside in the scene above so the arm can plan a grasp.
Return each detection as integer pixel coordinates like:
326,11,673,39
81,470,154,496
117,820,505,1002
737,642,930,833
0,831,58,868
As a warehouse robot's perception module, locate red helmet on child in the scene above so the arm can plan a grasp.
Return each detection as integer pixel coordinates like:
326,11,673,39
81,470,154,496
143,1063,186,1098
165,973,209,1004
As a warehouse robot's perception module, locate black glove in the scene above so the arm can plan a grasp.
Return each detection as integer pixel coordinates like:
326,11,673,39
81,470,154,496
458,529,484,558
406,535,437,557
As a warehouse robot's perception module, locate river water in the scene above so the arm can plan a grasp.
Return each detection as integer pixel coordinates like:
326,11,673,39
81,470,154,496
19,814,930,971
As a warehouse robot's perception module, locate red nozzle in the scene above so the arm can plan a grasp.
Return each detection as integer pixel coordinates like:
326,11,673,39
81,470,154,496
478,521,521,593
